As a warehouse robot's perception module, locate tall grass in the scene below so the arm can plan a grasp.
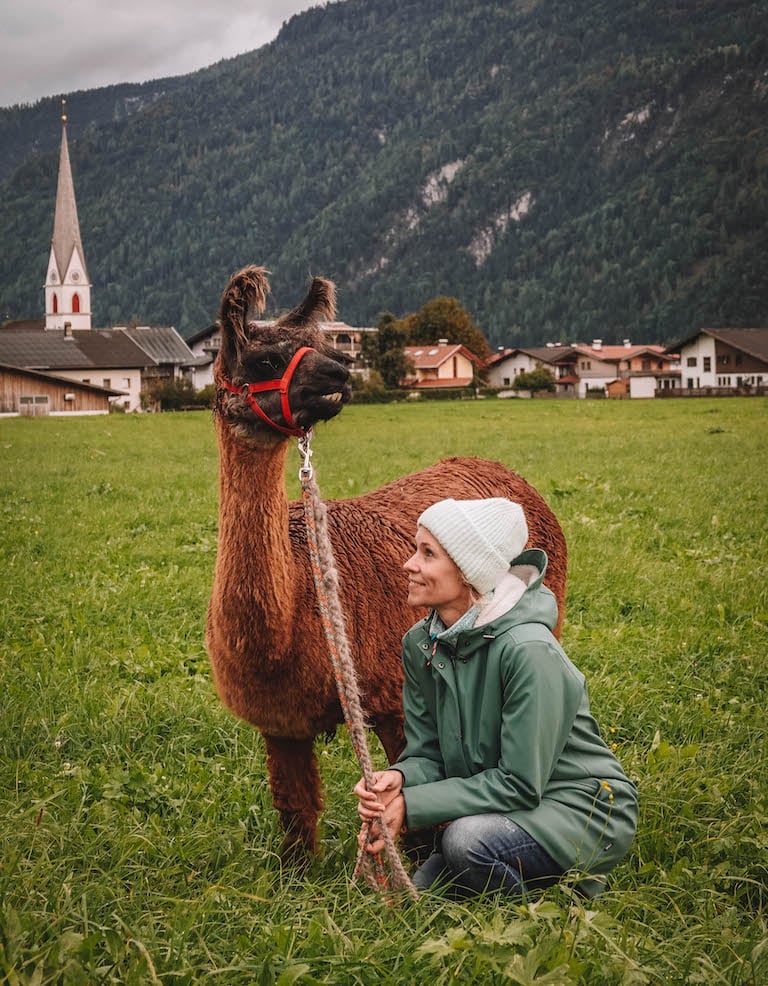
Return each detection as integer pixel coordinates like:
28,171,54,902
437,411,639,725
1,398,766,984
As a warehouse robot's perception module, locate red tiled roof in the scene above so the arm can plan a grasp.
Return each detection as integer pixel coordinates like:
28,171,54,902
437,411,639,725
571,343,668,362
404,343,479,369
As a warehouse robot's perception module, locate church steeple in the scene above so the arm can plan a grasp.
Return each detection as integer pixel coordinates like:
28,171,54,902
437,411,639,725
45,101,92,330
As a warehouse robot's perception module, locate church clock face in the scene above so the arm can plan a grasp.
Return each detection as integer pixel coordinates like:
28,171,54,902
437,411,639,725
50,271,58,283
71,271,80,282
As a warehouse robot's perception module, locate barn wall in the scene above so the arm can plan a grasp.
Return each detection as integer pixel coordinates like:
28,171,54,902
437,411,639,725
0,370,111,415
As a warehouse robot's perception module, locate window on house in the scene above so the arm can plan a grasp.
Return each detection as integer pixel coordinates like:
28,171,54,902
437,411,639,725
503,377,510,385
718,355,730,365
642,359,651,371
123,378,131,388
703,357,711,372
735,354,743,365
103,378,111,388
82,378,90,384
686,357,696,367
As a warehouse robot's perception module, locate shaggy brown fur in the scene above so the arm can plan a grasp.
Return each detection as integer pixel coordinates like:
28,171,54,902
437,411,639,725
206,266,568,858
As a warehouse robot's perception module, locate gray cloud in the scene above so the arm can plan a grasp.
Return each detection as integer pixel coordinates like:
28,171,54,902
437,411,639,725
1,0,317,108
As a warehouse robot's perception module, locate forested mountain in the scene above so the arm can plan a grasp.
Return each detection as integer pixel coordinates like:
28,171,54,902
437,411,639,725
1,0,766,347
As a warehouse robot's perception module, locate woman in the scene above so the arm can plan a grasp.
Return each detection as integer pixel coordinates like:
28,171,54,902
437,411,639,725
355,497,638,898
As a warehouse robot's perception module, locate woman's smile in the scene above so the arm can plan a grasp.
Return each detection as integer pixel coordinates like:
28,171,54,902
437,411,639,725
404,527,474,625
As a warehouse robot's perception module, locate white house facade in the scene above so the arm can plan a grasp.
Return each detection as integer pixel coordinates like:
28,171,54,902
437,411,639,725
668,328,768,392
486,350,540,387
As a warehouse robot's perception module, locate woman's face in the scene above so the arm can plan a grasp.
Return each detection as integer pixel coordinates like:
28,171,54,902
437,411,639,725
404,526,473,622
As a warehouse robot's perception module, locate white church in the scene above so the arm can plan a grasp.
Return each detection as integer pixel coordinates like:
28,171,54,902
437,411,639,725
44,106,93,332
0,105,197,414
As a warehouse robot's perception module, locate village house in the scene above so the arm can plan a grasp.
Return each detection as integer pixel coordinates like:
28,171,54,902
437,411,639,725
570,340,679,398
487,345,578,395
664,328,768,394
488,340,679,398
0,320,196,412
401,341,480,390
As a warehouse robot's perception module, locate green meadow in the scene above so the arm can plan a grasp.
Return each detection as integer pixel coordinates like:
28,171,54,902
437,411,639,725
1,397,766,984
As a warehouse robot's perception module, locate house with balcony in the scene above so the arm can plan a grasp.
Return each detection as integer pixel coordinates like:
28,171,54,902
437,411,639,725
571,340,679,398
187,320,377,390
664,328,768,394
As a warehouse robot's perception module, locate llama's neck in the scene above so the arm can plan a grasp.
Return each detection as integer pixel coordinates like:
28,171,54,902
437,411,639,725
213,423,297,654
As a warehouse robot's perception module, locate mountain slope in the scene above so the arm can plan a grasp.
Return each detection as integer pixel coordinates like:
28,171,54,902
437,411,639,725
1,0,766,347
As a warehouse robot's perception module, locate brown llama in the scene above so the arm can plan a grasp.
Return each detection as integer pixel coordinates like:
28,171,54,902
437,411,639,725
206,265,568,859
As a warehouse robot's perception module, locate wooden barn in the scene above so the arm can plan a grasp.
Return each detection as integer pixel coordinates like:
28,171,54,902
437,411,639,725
0,363,123,416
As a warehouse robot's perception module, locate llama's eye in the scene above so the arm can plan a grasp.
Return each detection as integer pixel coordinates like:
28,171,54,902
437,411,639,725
243,351,283,377
259,352,283,370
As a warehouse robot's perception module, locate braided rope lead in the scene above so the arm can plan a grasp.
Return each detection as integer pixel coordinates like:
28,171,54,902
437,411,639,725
298,435,417,903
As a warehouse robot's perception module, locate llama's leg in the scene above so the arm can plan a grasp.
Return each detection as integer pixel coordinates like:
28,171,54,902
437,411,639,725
263,734,323,860
374,715,405,764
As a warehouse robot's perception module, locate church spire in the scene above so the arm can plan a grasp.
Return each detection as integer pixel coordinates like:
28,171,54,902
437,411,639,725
45,100,92,330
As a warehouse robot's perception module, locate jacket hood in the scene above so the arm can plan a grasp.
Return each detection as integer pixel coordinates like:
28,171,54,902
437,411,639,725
497,548,556,630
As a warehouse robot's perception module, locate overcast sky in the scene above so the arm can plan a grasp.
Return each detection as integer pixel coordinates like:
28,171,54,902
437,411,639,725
1,0,319,109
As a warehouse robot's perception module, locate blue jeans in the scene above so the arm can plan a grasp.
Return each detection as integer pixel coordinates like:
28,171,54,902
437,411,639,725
412,814,564,899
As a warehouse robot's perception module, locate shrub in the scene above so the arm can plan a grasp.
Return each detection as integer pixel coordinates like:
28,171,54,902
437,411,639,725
512,368,556,393
142,378,211,411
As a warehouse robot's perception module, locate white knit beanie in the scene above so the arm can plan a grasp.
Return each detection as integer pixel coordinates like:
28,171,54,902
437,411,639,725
417,498,529,595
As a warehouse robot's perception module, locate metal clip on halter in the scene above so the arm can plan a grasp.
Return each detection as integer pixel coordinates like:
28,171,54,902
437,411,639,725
298,429,314,482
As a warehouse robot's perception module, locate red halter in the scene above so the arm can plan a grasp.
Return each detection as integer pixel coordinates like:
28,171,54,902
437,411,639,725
220,346,316,437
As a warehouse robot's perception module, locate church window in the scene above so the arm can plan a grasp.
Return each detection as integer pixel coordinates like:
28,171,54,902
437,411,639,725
52,294,58,313
72,293,80,313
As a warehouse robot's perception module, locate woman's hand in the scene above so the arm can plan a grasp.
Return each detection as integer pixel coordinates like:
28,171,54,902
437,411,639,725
358,793,406,855
353,769,403,821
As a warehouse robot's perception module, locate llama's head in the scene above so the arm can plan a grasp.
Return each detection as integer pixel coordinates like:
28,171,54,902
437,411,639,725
214,265,352,443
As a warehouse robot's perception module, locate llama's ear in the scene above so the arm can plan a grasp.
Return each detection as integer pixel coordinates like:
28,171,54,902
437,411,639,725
219,266,271,356
275,276,336,330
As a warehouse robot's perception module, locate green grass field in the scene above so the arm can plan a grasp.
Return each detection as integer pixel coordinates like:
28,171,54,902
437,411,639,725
1,398,766,984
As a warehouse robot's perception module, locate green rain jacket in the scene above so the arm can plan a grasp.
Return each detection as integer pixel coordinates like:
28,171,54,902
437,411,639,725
395,549,638,895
